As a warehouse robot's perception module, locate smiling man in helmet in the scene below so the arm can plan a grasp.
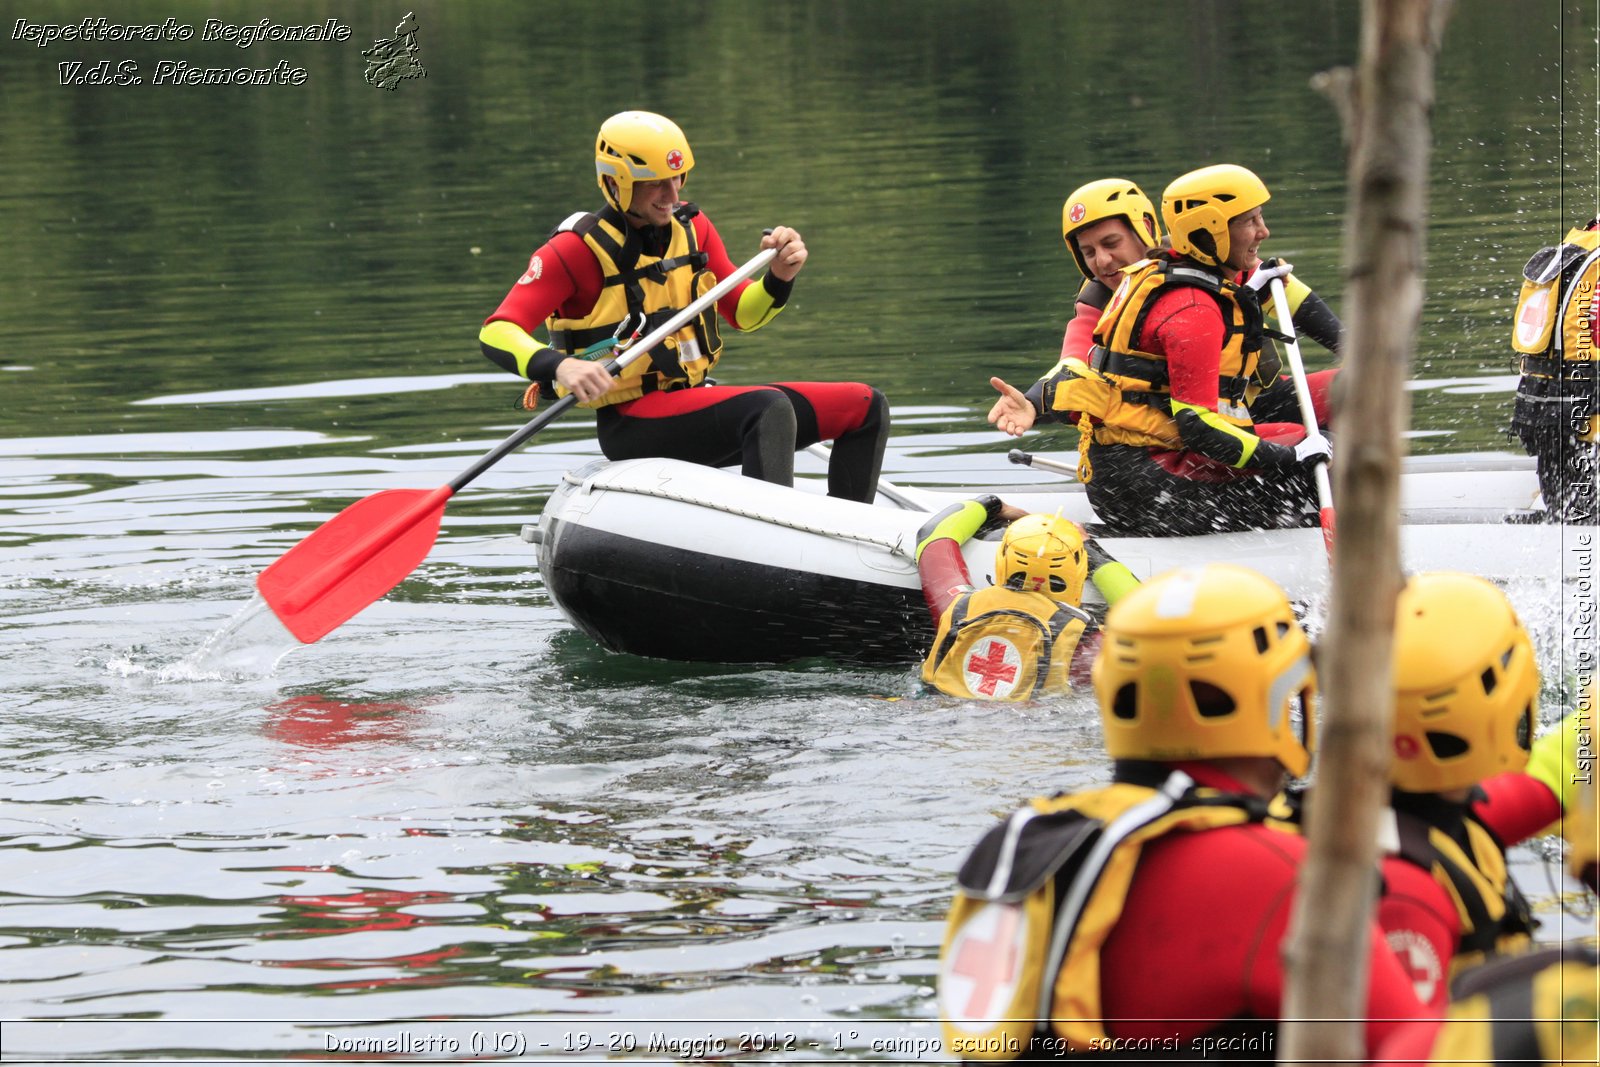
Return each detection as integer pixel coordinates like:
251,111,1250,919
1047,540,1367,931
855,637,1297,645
481,111,889,501
1374,573,1579,1010
986,173,1343,452
987,178,1161,438
1004,165,1336,536
914,496,1140,700
937,564,1427,1059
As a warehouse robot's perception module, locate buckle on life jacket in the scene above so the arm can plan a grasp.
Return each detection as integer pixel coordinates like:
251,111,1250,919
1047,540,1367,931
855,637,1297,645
1519,354,1564,380
1089,345,1168,387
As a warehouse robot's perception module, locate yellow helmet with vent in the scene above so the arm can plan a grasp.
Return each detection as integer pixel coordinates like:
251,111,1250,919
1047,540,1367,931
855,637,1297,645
594,111,694,213
994,514,1088,605
1390,573,1537,793
1161,164,1271,268
1092,563,1316,777
1061,178,1162,280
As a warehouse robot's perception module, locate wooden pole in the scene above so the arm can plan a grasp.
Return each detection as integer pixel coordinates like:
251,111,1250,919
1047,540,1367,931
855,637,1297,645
1279,1,1453,1062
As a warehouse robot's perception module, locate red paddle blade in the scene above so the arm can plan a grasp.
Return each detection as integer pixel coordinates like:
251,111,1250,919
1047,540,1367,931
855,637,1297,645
257,485,454,644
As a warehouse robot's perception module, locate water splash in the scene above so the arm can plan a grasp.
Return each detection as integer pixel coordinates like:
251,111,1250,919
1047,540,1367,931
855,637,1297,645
106,595,299,682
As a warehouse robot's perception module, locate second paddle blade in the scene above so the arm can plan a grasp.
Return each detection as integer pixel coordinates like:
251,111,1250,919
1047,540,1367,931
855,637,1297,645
256,485,452,644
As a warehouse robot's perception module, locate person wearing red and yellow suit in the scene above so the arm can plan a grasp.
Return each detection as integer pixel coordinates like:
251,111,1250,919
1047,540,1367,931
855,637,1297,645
1370,573,1565,1010
1002,166,1335,535
480,111,889,501
1376,694,1597,1067
987,179,1164,439
914,496,1140,700
988,176,1342,458
937,564,1428,1060
1509,216,1600,522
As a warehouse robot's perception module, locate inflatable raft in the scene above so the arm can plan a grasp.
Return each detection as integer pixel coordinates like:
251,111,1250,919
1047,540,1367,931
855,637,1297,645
523,452,1575,665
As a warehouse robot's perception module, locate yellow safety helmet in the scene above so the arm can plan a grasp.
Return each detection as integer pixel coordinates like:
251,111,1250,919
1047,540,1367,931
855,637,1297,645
994,514,1088,605
594,110,694,213
1061,178,1162,280
1092,563,1316,777
1390,573,1537,793
1161,164,1271,269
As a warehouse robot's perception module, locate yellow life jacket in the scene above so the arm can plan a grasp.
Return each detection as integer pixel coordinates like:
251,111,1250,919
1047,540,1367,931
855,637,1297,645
1034,254,1268,459
1512,224,1600,373
921,586,1091,701
1392,802,1537,977
937,768,1281,1058
1425,945,1597,1066
545,204,723,408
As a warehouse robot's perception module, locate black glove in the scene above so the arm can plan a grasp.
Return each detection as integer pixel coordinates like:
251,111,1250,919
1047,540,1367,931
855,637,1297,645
1083,536,1113,572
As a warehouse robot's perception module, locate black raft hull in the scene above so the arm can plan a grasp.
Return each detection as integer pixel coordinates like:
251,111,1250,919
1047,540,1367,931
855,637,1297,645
528,454,1566,666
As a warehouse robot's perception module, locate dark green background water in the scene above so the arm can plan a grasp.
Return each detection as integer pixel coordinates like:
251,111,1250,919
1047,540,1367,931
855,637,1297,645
3,0,1595,457
1,2,1595,1058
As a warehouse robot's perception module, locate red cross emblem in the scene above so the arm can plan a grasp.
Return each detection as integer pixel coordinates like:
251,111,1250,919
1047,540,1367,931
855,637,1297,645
941,902,1026,1026
666,149,685,171
1386,929,1442,1006
965,638,1020,697
1068,201,1087,223
1516,287,1550,348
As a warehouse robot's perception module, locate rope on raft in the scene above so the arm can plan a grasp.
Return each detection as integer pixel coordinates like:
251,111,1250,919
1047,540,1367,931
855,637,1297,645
558,470,916,558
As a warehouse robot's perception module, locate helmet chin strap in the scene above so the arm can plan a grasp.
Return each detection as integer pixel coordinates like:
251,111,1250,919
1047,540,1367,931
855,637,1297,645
602,176,631,215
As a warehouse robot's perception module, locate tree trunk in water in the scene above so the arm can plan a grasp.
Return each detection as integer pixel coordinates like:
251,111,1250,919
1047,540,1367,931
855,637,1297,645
1279,1,1452,1063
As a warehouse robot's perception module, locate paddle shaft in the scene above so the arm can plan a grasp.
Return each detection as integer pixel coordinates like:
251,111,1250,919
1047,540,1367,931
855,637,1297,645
450,246,779,494
261,246,778,637
1007,448,1079,480
1267,276,1336,552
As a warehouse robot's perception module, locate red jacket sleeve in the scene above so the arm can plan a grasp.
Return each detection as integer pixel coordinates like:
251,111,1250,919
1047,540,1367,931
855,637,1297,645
692,213,757,327
484,230,601,332
917,539,975,625
1473,772,1563,847
1142,287,1226,408
1060,299,1101,360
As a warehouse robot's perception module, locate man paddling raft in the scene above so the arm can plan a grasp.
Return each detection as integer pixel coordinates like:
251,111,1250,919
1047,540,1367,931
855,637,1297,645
480,110,890,502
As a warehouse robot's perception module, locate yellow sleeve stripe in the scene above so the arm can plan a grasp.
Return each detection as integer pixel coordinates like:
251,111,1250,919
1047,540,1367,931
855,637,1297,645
1273,273,1313,319
915,500,990,560
479,320,546,379
1171,399,1261,467
1089,562,1141,607
734,279,784,331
